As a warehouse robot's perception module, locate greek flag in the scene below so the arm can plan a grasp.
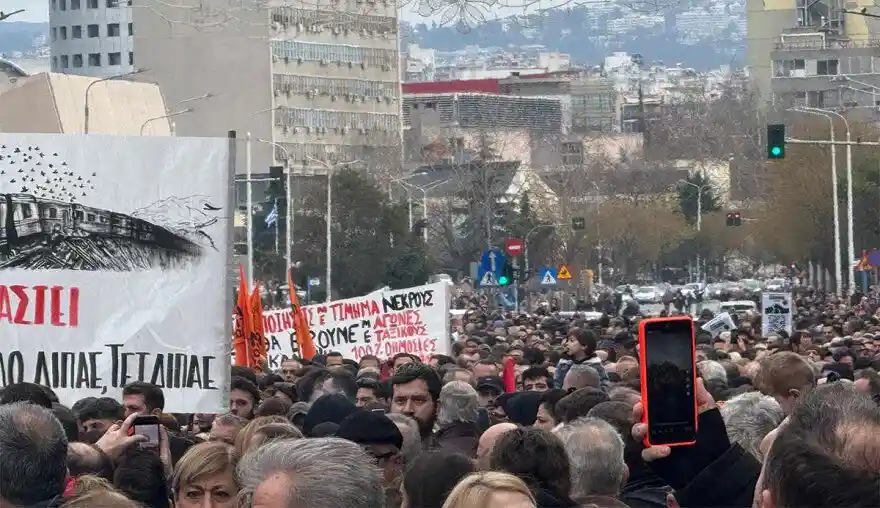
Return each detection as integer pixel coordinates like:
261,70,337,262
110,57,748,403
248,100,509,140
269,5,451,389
265,201,278,227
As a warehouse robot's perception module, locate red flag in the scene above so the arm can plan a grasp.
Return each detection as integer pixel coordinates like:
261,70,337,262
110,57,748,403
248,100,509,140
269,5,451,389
503,356,516,393
248,282,268,372
287,268,316,360
233,264,252,367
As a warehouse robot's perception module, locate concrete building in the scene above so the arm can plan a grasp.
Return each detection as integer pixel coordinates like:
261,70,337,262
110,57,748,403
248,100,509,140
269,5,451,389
0,73,169,134
748,0,880,106
132,0,401,184
49,0,135,77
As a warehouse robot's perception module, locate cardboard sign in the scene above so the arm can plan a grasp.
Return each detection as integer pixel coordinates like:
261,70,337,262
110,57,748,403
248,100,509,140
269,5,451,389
762,292,793,337
701,312,736,338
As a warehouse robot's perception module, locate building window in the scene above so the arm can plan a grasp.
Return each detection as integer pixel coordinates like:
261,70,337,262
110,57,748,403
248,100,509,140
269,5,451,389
51,27,57,41
52,0,57,10
87,0,98,8
71,0,80,8
73,54,83,68
107,23,120,36
128,23,133,35
87,24,99,37
52,56,58,70
129,51,134,65
107,0,120,6
108,52,121,65
88,53,101,66
72,25,82,38
60,0,66,11
61,55,69,68
60,26,67,39
817,59,838,75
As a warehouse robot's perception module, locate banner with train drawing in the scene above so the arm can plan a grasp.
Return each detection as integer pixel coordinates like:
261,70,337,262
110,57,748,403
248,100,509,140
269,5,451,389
0,134,232,412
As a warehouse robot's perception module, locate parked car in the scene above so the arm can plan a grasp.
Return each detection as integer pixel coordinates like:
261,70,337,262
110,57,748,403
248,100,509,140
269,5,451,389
764,278,787,292
705,283,726,301
681,282,706,298
740,278,763,297
634,286,663,304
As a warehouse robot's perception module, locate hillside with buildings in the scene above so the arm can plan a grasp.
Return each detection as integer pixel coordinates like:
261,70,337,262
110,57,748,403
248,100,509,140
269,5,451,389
403,0,746,71
0,21,48,56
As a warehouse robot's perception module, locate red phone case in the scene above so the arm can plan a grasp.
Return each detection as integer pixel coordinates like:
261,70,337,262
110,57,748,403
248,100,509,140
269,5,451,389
638,316,698,447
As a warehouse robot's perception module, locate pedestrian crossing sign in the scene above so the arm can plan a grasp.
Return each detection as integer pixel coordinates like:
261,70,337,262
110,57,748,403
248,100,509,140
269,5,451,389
558,264,572,280
538,267,558,285
479,271,498,286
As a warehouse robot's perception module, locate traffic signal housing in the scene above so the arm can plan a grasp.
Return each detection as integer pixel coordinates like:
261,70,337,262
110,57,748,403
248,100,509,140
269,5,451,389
268,165,285,197
497,260,513,286
726,212,743,227
767,124,785,159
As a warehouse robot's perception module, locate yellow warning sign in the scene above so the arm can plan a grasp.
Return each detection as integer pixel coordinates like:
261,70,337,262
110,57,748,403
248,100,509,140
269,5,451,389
558,264,572,280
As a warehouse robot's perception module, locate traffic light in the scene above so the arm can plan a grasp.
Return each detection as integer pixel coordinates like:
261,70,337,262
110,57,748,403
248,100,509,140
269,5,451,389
726,212,743,227
767,124,785,159
268,165,285,197
498,260,514,286
572,217,586,230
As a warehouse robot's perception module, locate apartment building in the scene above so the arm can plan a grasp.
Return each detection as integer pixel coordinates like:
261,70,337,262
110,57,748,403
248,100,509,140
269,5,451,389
49,0,134,77
132,0,401,181
748,0,880,107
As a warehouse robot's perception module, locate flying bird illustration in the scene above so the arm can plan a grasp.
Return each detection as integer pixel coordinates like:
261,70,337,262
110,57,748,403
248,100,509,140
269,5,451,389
203,203,222,211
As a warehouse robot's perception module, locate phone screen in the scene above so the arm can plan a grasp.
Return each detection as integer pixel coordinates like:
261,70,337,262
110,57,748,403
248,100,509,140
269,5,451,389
134,423,160,448
643,319,697,445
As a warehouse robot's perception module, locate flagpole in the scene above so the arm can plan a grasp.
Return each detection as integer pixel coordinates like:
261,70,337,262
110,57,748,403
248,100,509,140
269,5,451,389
274,198,279,254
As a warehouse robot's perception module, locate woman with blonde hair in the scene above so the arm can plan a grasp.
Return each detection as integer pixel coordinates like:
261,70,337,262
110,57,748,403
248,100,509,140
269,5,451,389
62,475,141,508
233,415,289,458
441,472,537,508
170,441,238,508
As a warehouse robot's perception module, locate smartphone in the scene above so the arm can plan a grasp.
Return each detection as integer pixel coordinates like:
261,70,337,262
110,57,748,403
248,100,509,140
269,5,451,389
131,415,161,450
638,316,698,447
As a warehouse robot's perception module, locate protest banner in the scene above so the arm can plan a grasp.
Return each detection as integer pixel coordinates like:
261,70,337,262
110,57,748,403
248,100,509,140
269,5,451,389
701,312,736,339
762,292,793,337
259,282,450,369
0,134,232,412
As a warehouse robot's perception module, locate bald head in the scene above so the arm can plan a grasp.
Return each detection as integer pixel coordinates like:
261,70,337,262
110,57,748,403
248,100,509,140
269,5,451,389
476,422,517,468
564,364,601,392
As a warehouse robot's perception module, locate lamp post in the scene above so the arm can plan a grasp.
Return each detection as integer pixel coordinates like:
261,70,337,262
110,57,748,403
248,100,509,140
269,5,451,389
678,179,705,283
394,178,451,241
791,107,849,296
84,68,147,134
139,108,193,135
306,157,362,303
257,138,293,272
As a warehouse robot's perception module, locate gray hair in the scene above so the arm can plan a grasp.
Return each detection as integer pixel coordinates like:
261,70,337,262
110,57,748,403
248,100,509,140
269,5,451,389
237,437,385,508
564,364,601,390
697,360,727,384
0,402,69,506
214,412,247,427
556,417,627,498
720,392,784,461
436,381,479,426
386,413,422,464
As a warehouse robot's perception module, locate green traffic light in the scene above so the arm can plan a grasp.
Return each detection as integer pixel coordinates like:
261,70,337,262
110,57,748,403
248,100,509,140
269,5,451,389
770,146,782,157
498,276,510,285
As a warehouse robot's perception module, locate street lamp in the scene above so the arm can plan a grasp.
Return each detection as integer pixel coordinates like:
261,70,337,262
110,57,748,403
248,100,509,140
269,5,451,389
797,106,854,296
678,178,705,283
84,68,148,134
257,138,293,272
139,108,193,135
306,156,362,303
394,178,451,241
788,107,843,297
176,92,214,106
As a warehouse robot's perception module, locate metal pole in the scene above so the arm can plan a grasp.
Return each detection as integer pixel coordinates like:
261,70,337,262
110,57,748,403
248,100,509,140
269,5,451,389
421,190,428,242
696,185,702,283
792,108,843,297
285,159,292,271
245,133,254,289
407,191,413,231
274,198,279,254
845,128,855,296
326,167,333,303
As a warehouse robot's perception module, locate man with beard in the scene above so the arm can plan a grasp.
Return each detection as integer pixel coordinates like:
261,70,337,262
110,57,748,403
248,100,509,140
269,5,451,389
390,363,441,446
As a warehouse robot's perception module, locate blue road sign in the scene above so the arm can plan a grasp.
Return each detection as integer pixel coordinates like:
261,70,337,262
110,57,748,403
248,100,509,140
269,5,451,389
480,248,506,272
478,248,506,287
539,267,558,285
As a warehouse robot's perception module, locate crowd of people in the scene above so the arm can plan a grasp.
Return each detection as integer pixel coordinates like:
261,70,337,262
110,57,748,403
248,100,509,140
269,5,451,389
1,288,879,508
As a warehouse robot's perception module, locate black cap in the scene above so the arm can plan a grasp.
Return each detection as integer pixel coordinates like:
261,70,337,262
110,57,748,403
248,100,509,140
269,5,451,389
336,409,403,450
476,376,505,394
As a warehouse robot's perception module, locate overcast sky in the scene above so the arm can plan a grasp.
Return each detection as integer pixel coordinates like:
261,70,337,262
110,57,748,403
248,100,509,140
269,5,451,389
1,1,48,22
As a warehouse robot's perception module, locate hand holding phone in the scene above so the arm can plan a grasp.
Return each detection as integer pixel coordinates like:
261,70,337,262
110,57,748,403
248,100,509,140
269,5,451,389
131,415,162,450
638,316,698,447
